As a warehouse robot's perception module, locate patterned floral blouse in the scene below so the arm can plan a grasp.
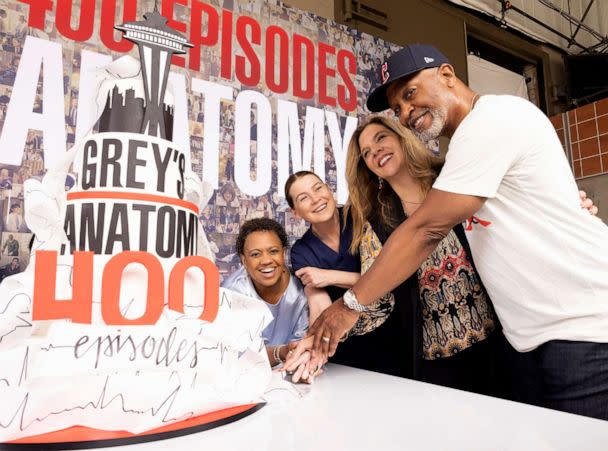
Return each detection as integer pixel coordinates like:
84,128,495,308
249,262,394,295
359,221,496,360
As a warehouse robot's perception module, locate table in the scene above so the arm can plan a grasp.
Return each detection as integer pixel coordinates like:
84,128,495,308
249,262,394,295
93,364,608,451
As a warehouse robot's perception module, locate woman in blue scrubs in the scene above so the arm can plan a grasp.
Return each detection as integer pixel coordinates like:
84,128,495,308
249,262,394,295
222,217,314,382
286,171,417,377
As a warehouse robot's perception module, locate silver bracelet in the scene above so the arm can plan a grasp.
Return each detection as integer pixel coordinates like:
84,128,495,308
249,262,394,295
273,345,284,365
343,288,370,313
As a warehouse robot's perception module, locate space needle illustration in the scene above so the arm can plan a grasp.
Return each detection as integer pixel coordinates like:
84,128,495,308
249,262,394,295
115,6,193,139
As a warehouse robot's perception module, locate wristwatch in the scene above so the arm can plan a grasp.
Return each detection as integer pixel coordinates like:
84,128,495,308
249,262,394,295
342,288,369,313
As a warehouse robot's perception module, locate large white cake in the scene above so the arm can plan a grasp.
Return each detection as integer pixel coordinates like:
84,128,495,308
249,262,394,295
0,44,272,442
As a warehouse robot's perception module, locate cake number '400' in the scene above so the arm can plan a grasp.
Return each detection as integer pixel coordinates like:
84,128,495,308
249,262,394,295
32,251,220,325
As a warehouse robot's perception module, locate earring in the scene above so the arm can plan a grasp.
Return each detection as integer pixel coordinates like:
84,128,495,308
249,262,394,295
378,177,384,190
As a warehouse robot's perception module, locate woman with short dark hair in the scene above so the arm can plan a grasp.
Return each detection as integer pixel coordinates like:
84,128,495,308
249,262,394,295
222,217,314,382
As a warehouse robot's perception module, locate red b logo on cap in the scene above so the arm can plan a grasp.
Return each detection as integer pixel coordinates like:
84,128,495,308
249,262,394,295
381,62,390,83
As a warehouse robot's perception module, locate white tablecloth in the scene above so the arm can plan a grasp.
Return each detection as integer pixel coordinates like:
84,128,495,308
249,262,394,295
102,364,608,451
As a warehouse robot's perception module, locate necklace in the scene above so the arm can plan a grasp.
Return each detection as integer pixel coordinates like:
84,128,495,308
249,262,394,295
400,198,423,216
469,93,479,112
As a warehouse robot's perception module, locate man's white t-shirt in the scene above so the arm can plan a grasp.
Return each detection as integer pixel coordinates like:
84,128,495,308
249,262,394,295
433,95,608,352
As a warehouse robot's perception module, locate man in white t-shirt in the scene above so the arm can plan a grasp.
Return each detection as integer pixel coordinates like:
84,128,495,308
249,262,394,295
294,44,608,420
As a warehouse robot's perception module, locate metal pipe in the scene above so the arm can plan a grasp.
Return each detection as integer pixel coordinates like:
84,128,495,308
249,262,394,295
500,1,590,52
585,40,607,52
568,0,595,46
536,0,606,43
571,86,608,107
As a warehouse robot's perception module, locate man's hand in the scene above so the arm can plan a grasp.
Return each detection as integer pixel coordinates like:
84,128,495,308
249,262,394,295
295,267,333,288
580,190,599,216
308,299,358,359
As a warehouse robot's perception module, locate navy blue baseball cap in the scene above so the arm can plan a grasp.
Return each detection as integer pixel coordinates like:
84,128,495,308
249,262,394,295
366,44,450,112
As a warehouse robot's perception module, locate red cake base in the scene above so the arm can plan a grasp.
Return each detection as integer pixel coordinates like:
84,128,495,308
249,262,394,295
2,403,264,449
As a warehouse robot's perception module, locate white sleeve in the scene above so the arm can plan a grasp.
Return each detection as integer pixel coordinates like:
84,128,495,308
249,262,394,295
433,98,524,198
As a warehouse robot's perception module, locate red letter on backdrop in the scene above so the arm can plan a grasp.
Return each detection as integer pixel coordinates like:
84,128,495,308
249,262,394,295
265,26,289,94
101,252,164,325
32,251,94,324
56,0,95,42
337,49,357,112
189,0,219,72
100,0,136,53
18,0,53,30
168,256,219,323
293,34,314,99
220,9,233,80
235,16,261,86
162,0,188,67
318,42,336,107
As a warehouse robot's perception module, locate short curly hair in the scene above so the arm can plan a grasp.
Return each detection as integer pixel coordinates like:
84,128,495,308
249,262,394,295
236,217,289,255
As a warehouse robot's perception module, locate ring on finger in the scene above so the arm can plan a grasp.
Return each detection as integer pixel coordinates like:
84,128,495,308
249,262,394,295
322,336,330,343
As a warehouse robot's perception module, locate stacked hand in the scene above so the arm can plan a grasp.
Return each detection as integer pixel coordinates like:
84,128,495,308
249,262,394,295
275,337,321,383
283,299,359,373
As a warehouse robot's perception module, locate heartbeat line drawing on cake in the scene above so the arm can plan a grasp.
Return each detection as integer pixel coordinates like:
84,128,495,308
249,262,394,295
0,7,274,443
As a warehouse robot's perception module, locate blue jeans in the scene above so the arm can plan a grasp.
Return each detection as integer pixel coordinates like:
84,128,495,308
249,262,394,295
535,340,608,421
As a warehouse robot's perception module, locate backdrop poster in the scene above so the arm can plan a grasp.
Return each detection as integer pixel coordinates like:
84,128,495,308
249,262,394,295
0,0,399,277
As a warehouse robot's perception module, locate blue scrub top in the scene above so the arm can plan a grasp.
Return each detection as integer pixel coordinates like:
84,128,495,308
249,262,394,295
290,207,360,301
221,266,308,346
289,208,414,378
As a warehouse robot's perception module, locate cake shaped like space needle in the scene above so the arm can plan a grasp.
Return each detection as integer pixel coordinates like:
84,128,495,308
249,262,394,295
115,7,193,139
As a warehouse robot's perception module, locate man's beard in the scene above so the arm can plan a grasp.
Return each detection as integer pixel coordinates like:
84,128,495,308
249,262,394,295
410,107,446,144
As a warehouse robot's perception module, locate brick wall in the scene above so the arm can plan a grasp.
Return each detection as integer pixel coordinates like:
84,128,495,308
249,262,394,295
551,98,608,179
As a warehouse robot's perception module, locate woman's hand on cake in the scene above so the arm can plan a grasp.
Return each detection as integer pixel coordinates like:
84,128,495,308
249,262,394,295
283,336,313,370
282,337,324,383
284,336,327,377
273,347,314,384
289,350,312,383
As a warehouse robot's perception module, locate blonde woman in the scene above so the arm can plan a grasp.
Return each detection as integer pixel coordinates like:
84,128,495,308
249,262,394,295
344,115,502,395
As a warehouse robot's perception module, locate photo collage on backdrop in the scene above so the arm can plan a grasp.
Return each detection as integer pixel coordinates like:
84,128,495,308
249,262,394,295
0,0,399,279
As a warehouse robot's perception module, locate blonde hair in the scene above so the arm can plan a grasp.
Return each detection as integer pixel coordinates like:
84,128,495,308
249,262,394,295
345,115,444,253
